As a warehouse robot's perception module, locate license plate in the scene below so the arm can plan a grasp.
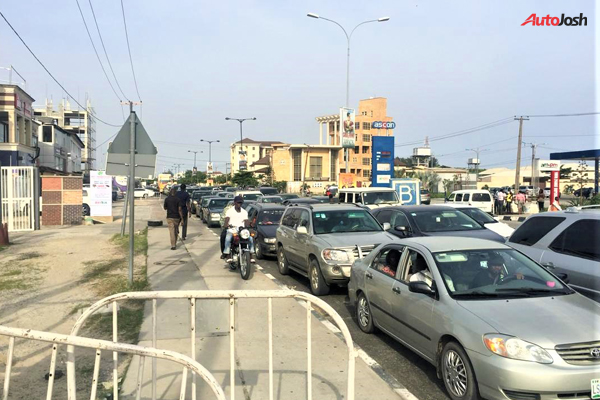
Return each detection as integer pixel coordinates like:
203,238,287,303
592,379,600,399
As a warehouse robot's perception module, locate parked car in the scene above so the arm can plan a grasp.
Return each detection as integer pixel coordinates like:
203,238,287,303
280,194,300,201
446,190,493,213
349,236,599,400
259,187,279,195
507,209,600,301
419,189,431,205
574,187,593,198
311,196,332,203
371,205,505,242
246,204,286,259
82,189,91,216
143,187,156,197
203,197,231,227
197,196,217,221
257,195,283,204
338,187,401,209
276,203,395,295
190,191,203,214
133,188,149,198
282,198,320,206
443,204,515,238
235,190,262,201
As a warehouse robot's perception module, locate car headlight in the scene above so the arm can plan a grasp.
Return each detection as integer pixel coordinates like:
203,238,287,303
483,334,553,364
321,248,351,264
240,229,250,239
211,213,220,218
264,237,276,244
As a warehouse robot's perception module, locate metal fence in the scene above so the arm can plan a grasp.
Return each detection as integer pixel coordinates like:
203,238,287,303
0,166,39,232
0,325,226,400
68,290,357,400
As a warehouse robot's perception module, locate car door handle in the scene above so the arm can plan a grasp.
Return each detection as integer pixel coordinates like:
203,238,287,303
366,272,373,280
543,262,555,269
392,287,401,294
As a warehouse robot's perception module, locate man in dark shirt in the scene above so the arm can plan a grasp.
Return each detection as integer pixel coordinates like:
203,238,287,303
175,184,192,240
470,255,524,289
164,187,183,250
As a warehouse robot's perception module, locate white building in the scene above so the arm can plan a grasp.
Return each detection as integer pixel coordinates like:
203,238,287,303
38,122,84,173
229,138,283,174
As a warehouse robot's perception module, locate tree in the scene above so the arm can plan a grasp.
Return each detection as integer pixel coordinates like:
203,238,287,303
415,171,441,193
442,179,453,194
572,161,589,206
178,170,207,186
272,180,287,193
559,165,572,180
231,171,258,187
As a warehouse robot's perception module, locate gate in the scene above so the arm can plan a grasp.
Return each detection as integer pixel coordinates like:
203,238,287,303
0,166,39,232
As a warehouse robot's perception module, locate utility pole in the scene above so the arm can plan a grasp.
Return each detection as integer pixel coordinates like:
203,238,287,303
514,116,530,192
523,142,544,189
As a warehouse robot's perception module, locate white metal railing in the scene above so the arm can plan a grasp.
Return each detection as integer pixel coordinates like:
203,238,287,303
0,325,226,400
0,166,38,232
68,290,357,400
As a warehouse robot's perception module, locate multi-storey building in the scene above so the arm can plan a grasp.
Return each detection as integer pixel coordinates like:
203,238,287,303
0,84,38,167
230,138,283,174
37,120,84,173
315,97,394,186
34,99,96,172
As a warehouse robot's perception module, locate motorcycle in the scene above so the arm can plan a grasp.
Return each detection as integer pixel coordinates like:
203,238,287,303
227,226,254,280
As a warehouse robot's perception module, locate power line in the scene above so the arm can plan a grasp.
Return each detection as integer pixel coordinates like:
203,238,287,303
527,112,600,118
524,134,598,137
120,0,142,101
0,9,122,127
87,0,130,100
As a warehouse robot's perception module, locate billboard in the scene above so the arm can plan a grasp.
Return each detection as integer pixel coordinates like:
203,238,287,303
207,162,213,175
239,151,247,171
340,107,355,148
90,171,113,217
538,159,560,172
371,136,395,187
339,173,357,188
391,178,421,205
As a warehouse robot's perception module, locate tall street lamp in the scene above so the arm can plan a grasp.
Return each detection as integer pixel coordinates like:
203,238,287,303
200,139,220,164
307,13,390,172
225,117,256,172
187,150,202,170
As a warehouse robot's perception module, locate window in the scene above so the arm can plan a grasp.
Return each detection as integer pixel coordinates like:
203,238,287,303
354,146,359,154
549,219,600,261
463,194,470,202
352,157,357,163
43,126,53,143
362,170,370,178
309,156,322,178
0,122,7,143
282,209,300,228
362,158,370,166
390,211,411,229
362,122,371,131
312,209,382,234
509,216,566,246
401,250,432,284
371,247,404,279
362,134,371,142
362,146,369,154
473,193,491,202
298,210,310,229
375,210,392,224
355,122,360,130
455,194,463,201
292,150,301,181
330,151,337,181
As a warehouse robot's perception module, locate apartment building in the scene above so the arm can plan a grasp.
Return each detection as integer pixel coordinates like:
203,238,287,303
315,97,394,186
230,138,284,174
0,84,38,167
34,99,96,172
38,120,84,173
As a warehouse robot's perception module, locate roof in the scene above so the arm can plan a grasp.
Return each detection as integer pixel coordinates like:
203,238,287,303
550,149,600,161
399,237,509,253
233,138,285,146
251,155,271,166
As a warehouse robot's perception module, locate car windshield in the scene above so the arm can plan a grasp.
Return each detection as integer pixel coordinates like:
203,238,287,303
312,210,383,234
209,199,230,208
258,210,284,225
458,208,496,224
410,209,484,232
260,188,278,195
362,191,398,205
242,194,261,201
262,196,283,204
433,249,571,299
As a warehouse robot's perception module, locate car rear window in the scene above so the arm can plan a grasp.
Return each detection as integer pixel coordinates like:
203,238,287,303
472,193,491,201
549,219,600,261
508,216,565,246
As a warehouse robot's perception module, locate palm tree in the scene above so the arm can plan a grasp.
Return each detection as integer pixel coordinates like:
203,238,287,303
415,171,441,193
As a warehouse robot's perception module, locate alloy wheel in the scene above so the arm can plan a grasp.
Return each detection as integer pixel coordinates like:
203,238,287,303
311,265,319,290
358,297,370,328
443,350,468,397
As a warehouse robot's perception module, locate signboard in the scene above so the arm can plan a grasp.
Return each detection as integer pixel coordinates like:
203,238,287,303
90,171,112,217
106,113,157,178
207,162,214,175
339,173,356,188
391,178,421,205
371,121,396,129
340,107,355,148
550,171,560,203
538,160,560,172
371,136,394,187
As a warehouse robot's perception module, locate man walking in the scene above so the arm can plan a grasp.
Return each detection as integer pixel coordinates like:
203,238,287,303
164,187,184,250
495,189,506,215
505,189,513,214
176,184,192,240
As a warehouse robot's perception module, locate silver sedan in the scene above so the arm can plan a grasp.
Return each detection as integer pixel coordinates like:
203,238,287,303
348,237,600,400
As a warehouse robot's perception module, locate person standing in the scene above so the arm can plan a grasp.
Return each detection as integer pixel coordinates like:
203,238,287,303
537,189,545,213
505,190,513,214
515,191,526,214
164,187,184,250
549,196,562,212
495,189,506,215
176,184,191,240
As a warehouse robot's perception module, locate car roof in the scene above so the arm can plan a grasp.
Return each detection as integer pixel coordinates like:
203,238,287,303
236,190,262,194
253,203,286,210
263,195,282,198
399,236,509,252
291,203,365,211
339,187,395,192
377,205,457,212
530,208,600,219
450,189,490,194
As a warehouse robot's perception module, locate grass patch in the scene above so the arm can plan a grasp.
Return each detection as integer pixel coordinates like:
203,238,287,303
67,302,93,317
0,269,22,277
0,278,32,291
0,262,44,292
15,252,42,261
110,228,149,256
85,306,146,343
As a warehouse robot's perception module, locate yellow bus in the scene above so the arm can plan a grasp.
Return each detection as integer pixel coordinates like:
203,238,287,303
157,173,172,193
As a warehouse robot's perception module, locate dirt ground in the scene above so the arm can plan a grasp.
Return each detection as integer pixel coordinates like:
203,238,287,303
0,220,148,400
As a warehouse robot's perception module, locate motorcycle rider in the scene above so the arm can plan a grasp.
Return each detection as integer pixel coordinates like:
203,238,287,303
221,196,256,263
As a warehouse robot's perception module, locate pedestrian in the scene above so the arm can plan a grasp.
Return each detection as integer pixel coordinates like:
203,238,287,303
505,190,513,214
176,184,191,240
515,191,526,214
164,187,184,250
537,189,545,213
549,196,562,212
328,193,335,203
495,189,506,215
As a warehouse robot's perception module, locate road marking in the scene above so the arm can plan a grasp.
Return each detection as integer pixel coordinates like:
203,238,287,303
264,273,275,280
256,265,263,270
321,320,341,334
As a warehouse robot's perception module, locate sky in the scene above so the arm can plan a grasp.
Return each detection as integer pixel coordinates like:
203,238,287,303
1,0,598,174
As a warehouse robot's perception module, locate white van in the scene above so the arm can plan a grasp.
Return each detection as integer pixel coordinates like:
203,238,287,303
234,190,262,201
338,187,401,209
446,190,493,213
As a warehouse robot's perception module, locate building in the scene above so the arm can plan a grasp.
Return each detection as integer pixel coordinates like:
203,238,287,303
0,84,38,167
230,138,284,174
271,143,342,194
37,120,84,173
34,98,96,172
315,97,394,186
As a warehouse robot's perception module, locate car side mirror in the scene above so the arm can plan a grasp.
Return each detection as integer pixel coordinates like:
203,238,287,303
382,222,391,231
297,226,308,235
556,272,569,284
395,225,411,236
409,281,436,297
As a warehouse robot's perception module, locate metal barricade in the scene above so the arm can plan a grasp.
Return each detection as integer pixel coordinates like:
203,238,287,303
68,290,357,400
0,325,226,400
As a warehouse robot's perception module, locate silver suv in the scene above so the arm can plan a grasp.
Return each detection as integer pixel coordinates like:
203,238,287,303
276,203,396,295
507,207,600,301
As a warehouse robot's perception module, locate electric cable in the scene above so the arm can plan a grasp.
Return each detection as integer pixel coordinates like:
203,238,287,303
120,0,142,101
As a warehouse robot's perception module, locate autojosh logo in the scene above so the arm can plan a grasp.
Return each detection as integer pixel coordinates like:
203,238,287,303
521,13,587,26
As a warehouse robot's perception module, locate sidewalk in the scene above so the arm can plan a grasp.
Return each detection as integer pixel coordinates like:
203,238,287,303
121,213,401,399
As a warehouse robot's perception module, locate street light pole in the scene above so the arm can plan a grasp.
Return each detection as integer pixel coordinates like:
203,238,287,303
466,147,488,188
225,117,256,172
308,13,389,173
200,139,220,164
187,150,201,170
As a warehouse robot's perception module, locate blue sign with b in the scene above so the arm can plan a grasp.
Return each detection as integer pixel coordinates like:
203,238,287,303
391,179,421,205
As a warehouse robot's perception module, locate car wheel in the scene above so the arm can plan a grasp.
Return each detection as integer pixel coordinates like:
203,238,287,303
441,341,480,400
309,258,330,296
356,293,376,333
256,239,264,260
277,245,289,275
83,204,90,216
143,194,148,199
